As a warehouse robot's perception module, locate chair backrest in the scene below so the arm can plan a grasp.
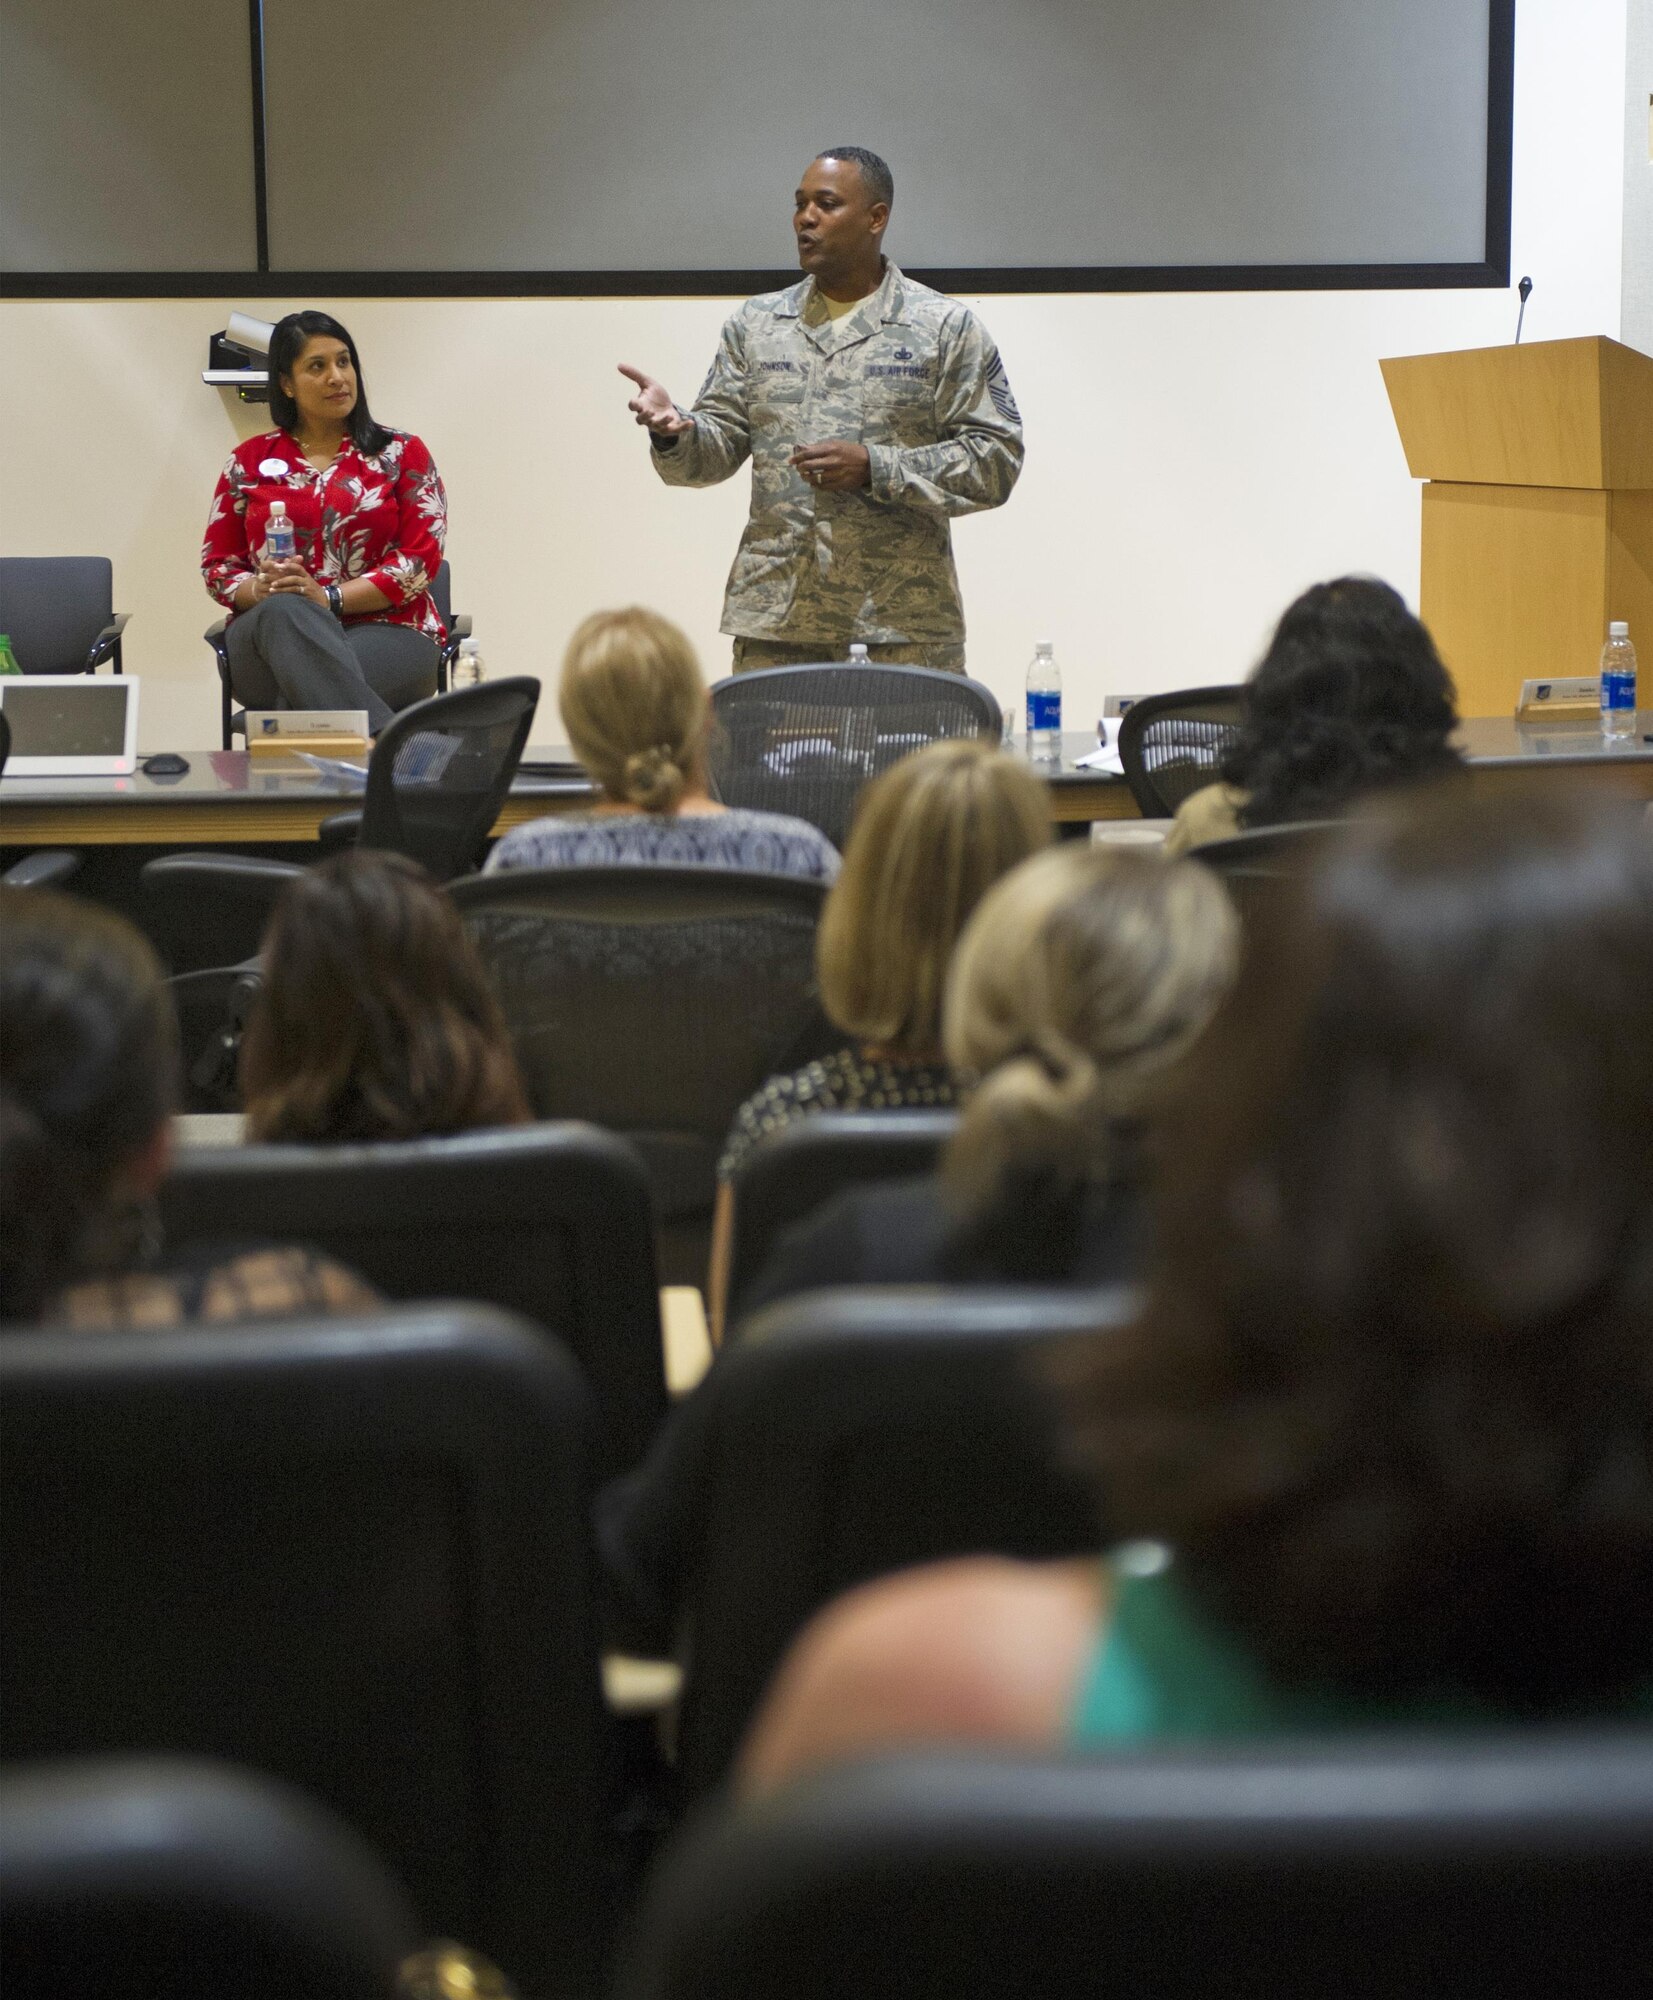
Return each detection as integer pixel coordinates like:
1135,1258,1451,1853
1189,816,1343,924
1116,684,1245,816
451,868,837,1225
669,1285,1127,1799
0,1757,419,2000
726,1108,960,1322
360,676,539,880
0,557,114,675
618,1736,1653,2000
0,1306,611,1999
0,707,10,777
707,663,1003,851
428,559,453,634
159,1122,667,1474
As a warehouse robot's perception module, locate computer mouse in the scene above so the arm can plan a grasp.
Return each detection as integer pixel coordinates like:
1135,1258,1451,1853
141,753,191,777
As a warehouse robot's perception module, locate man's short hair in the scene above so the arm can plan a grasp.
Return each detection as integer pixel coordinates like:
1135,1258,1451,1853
816,146,894,209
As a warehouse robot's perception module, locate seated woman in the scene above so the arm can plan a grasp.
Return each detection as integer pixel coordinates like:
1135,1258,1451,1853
201,310,447,736
740,785,1653,1793
1164,574,1462,856
736,841,1238,1319
241,850,530,1144
486,607,840,879
0,890,378,1330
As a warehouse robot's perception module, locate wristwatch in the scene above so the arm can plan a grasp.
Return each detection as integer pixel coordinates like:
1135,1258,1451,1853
324,583,344,618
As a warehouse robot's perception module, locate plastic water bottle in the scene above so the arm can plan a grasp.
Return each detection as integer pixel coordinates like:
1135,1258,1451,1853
1025,640,1062,762
848,642,870,664
0,635,21,676
1599,621,1638,741
452,637,485,688
264,502,296,564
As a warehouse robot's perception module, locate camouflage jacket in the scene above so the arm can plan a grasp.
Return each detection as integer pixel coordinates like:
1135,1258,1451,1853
651,262,1023,644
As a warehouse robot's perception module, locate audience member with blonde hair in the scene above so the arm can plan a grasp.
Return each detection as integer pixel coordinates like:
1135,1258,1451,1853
737,842,1238,1316
242,850,530,1144
486,606,839,880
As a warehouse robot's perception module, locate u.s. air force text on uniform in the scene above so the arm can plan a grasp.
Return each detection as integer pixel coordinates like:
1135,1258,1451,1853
651,262,1023,665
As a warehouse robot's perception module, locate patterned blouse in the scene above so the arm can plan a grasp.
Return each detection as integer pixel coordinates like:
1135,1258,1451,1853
718,1048,958,1181
201,428,448,643
486,807,841,882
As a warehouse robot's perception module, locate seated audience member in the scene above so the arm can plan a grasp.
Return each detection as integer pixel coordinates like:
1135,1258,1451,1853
242,850,529,1143
1164,575,1462,856
0,890,377,1330
737,842,1239,1317
739,786,1653,1793
486,606,840,879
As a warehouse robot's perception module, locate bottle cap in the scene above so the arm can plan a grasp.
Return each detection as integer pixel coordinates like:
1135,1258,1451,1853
1609,621,1629,639
1035,639,1053,654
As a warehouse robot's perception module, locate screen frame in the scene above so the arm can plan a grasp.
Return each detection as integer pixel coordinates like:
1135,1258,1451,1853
0,676,141,777
4,0,1513,298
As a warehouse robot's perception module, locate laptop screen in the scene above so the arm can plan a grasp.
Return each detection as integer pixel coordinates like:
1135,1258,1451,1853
3,681,131,758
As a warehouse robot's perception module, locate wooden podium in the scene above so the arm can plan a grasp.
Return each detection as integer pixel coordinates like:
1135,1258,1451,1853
1380,336,1653,717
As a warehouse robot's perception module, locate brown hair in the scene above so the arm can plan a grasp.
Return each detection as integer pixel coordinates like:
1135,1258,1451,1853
1058,783,1653,1708
816,740,1051,1057
558,606,708,813
241,851,529,1143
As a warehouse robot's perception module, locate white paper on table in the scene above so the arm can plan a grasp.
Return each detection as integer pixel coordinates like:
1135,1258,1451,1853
1073,744,1125,774
295,751,370,786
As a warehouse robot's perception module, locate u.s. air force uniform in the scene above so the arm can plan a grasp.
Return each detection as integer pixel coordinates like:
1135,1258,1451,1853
651,261,1022,672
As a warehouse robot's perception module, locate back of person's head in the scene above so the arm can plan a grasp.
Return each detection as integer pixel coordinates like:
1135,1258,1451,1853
816,740,1051,1057
1060,783,1653,1710
1222,575,1461,828
559,607,708,814
241,850,529,1144
942,844,1239,1223
0,890,179,1321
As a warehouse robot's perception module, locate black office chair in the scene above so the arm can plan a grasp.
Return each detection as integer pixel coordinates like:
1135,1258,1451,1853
0,1757,420,2000
139,676,541,973
707,663,1002,851
452,867,838,1282
660,1284,1125,1799
618,1734,1653,2000
161,1122,668,1474
0,556,128,675
1189,817,1343,923
207,559,471,749
725,1108,960,1324
0,1305,612,1999
1116,684,1245,817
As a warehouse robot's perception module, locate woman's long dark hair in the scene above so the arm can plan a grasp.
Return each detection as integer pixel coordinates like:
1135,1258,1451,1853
267,310,393,455
1221,576,1461,828
1057,784,1653,1710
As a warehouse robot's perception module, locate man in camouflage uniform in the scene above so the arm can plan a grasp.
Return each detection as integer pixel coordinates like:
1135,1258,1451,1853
620,148,1022,672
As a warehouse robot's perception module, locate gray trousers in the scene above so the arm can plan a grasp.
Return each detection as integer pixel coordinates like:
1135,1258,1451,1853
226,594,440,733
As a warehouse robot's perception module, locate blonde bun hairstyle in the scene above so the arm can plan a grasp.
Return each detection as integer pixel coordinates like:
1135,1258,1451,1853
558,607,708,814
942,844,1240,1218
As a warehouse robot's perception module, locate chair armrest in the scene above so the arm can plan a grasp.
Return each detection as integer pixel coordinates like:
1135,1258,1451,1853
317,809,363,851
447,613,473,645
86,611,130,672
2,850,81,890
204,617,229,644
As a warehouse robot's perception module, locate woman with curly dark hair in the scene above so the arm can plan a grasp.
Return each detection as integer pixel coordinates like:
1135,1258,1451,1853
1164,575,1462,855
740,784,1653,1791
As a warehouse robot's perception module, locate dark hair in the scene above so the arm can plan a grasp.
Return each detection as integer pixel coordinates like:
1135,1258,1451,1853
240,851,529,1144
1220,576,1461,829
0,890,180,1321
816,147,894,209
1057,785,1653,1710
267,311,393,455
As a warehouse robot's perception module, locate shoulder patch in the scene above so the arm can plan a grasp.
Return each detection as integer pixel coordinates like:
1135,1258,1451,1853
985,346,1021,424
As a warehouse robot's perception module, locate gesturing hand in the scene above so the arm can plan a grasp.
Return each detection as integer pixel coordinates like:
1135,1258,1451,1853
790,440,871,491
618,364,693,436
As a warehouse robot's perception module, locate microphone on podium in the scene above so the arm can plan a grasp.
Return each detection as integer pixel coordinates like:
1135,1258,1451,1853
1514,275,1533,345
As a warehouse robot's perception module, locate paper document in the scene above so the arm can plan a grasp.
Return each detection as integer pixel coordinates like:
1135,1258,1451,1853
1073,744,1125,774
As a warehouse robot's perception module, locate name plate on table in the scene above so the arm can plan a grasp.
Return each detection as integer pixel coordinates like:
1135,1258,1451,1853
246,709,369,758
1516,676,1599,720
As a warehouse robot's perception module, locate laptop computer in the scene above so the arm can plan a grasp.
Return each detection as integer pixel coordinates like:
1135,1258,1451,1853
0,676,140,776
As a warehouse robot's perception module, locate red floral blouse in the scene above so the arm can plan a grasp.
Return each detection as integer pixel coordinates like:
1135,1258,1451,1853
201,428,448,643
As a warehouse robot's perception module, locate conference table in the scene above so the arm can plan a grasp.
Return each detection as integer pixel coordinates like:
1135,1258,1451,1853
4,719,1653,853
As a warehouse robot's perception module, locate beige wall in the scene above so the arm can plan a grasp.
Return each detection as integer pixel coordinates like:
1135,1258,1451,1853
0,0,1627,749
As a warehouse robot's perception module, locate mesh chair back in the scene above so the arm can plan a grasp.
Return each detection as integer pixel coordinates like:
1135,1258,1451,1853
0,557,115,675
726,1109,960,1323
358,675,538,881
670,1285,1126,1799
619,1736,1653,2000
0,1757,420,2000
0,1306,610,2000
1117,684,1245,816
160,1123,667,1473
707,663,1002,850
452,868,836,1224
